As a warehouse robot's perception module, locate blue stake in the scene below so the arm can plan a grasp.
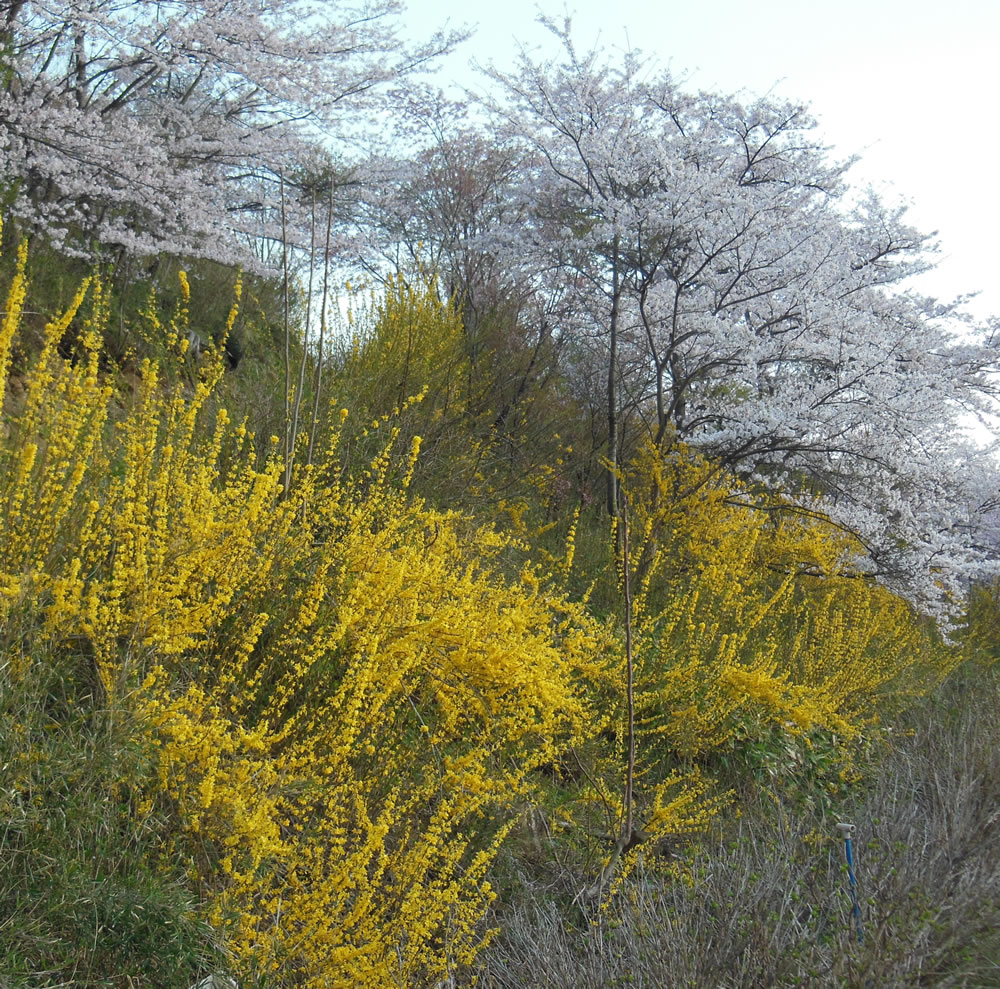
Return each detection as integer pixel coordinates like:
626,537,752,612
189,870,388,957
836,822,864,944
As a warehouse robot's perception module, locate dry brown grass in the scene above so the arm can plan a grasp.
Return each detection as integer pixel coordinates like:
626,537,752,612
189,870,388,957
477,666,1000,988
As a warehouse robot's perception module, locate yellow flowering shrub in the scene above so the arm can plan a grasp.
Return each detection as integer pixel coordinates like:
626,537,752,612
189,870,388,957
959,579,1000,668
618,441,954,765
1,227,968,968
343,271,467,413
0,235,610,985
332,269,585,524
547,440,956,896
334,271,476,485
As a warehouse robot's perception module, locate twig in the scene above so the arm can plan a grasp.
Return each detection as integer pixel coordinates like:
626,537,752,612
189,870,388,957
307,178,334,468
279,169,291,493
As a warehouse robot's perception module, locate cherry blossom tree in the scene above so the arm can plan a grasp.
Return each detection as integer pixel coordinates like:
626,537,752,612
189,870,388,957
0,0,461,264
480,19,1000,618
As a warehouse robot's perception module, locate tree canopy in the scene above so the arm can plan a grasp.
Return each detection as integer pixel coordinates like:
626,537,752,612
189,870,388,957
467,21,1000,616
0,0,460,263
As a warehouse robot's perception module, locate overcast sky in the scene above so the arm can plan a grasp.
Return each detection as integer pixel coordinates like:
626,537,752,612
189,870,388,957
403,0,999,320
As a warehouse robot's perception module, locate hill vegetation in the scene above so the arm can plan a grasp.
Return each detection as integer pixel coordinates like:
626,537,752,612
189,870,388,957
2,3,1000,986
1,230,998,986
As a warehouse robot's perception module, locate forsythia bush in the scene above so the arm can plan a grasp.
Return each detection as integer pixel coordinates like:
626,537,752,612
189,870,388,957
0,231,966,982
338,271,468,419
0,234,611,985
619,442,955,762
961,579,1000,668
332,269,582,518
333,271,477,490
560,442,956,891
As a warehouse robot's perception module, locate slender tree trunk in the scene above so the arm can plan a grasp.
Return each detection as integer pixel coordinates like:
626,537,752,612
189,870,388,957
72,30,88,109
2,2,25,55
286,185,315,488
280,171,292,493
621,495,636,840
586,497,645,900
307,179,335,468
607,239,620,518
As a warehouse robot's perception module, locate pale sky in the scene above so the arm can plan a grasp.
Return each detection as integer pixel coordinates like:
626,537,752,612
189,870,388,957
403,0,1000,320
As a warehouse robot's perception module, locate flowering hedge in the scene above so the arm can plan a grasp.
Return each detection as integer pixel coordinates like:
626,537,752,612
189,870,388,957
0,230,960,981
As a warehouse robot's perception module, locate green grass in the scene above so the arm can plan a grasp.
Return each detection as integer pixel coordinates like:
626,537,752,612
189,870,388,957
0,646,225,987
